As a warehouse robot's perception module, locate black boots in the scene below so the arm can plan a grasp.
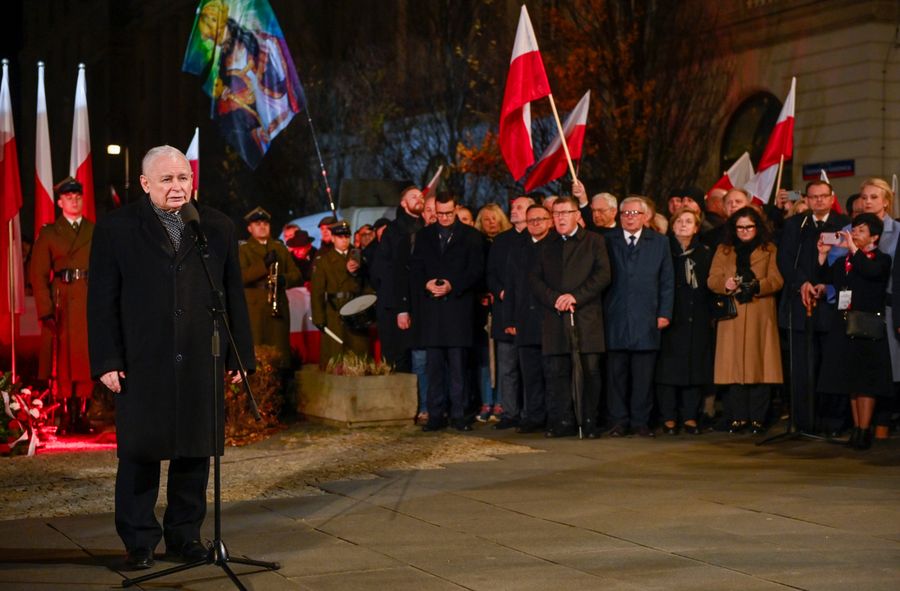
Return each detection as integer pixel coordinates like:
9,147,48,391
847,426,873,451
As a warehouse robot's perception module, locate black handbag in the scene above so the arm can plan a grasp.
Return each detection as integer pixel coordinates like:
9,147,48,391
710,294,737,321
845,310,886,340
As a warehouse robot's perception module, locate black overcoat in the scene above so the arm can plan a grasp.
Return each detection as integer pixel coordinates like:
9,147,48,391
88,197,254,462
410,220,485,347
655,235,714,386
530,227,611,355
486,228,527,341
505,233,550,346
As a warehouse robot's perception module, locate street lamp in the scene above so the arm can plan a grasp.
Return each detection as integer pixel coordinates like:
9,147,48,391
106,144,130,203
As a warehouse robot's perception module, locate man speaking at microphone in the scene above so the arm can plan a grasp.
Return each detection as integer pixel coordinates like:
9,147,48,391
88,145,254,570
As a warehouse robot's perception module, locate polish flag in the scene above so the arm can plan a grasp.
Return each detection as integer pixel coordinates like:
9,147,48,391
69,63,95,221
35,61,55,237
524,90,590,191
186,127,199,198
0,59,26,316
710,151,754,193
744,77,796,204
422,165,443,198
499,5,551,181
819,169,843,214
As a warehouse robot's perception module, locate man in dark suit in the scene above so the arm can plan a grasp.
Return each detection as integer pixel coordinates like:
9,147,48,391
371,187,425,372
530,196,611,438
411,194,485,431
778,180,850,434
486,195,534,429
505,204,554,432
604,196,675,437
88,146,254,570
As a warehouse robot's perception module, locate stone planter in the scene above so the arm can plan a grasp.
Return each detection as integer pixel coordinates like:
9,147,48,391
296,365,417,428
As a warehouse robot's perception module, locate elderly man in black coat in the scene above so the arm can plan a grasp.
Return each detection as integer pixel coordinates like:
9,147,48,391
531,196,612,438
88,146,254,570
411,194,485,431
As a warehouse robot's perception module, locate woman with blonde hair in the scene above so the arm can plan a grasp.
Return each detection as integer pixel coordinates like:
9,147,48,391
475,203,512,241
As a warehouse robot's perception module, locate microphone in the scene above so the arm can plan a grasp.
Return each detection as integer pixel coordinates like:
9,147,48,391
180,200,207,248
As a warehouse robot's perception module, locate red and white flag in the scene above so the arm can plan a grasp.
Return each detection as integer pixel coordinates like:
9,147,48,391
711,151,754,193
35,61,55,237
744,77,796,204
819,169,843,213
1,59,26,316
69,63,95,221
186,127,199,197
524,90,590,191
422,165,444,198
499,5,551,181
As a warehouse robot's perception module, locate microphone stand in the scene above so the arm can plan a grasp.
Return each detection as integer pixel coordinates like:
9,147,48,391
122,226,280,589
759,214,826,445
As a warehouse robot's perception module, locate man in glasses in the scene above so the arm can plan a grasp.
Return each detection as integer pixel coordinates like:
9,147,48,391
31,177,95,434
603,196,674,438
530,197,611,438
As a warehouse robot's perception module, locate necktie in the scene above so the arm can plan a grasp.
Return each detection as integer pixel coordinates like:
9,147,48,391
628,235,636,249
815,220,824,230
72,220,79,233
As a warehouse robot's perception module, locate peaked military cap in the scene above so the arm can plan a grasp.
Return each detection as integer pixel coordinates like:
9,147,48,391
54,176,83,195
244,206,272,223
330,221,352,236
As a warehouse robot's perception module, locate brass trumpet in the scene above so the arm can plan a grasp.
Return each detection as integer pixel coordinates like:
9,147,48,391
267,260,282,318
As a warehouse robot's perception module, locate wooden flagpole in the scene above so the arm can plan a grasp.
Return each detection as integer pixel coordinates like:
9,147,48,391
7,220,16,382
547,94,578,183
774,154,785,201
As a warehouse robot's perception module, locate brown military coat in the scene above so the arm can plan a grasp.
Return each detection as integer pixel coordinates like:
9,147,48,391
239,238,302,368
30,216,94,389
310,248,371,368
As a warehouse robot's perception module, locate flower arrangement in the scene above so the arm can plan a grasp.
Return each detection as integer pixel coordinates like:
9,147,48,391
324,352,393,376
224,346,284,446
0,372,59,456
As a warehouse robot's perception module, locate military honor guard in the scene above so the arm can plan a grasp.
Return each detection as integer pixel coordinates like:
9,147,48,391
239,206,302,370
30,177,95,434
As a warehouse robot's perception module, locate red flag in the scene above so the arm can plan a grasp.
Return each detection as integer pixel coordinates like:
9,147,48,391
109,185,122,208
711,151,755,192
422,165,444,198
35,61,55,237
744,77,795,204
524,90,590,191
186,126,199,196
499,5,551,181
1,59,26,316
69,63,95,221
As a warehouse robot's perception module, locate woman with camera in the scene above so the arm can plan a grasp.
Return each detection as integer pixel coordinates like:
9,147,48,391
708,206,784,434
815,214,892,450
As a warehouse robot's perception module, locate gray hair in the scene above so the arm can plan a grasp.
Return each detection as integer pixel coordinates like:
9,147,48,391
619,196,648,213
592,192,617,209
141,145,189,175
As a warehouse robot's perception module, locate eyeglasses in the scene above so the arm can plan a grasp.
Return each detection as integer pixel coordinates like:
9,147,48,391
620,210,643,217
526,218,551,224
736,224,757,231
806,193,833,200
552,210,578,217
435,211,455,217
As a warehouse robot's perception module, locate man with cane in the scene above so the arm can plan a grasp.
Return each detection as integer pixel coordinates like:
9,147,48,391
530,196,611,438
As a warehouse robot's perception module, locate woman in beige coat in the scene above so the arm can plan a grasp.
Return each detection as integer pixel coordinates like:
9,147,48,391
708,206,784,434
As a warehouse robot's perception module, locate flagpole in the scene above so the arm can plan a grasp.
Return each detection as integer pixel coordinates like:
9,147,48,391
7,220,16,382
774,154,785,200
300,93,336,216
547,94,578,182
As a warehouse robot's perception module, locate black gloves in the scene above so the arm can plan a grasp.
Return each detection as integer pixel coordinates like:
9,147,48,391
264,250,277,266
735,279,759,304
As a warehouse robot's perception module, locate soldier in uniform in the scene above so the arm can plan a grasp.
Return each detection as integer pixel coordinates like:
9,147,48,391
30,177,94,434
239,206,302,370
310,221,371,368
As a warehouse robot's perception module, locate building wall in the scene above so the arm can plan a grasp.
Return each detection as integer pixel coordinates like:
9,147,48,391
710,0,899,206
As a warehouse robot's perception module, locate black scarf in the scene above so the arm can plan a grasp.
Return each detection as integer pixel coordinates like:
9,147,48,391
734,236,761,278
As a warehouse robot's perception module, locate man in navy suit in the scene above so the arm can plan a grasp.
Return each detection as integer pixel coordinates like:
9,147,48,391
777,180,850,435
604,196,675,437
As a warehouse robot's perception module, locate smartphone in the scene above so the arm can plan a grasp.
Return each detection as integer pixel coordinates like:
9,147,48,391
787,190,803,202
822,232,842,246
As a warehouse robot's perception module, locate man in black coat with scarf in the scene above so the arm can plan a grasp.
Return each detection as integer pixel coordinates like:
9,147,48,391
88,146,254,570
530,196,612,438
411,194,485,431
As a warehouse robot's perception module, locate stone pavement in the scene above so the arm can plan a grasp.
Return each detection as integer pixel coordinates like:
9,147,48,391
0,429,898,590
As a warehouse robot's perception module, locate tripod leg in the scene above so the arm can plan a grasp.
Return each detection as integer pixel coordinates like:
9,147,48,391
228,555,282,570
121,558,209,587
220,562,249,591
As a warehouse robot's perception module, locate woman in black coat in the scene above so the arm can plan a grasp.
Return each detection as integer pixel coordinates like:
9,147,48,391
655,208,713,434
816,213,893,450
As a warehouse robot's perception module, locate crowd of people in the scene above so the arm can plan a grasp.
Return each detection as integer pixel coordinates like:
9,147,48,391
302,177,899,451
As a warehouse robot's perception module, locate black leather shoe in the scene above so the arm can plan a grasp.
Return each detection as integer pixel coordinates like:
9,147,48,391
493,417,518,430
728,420,747,434
608,424,627,437
125,547,155,570
544,427,577,438
516,422,545,434
846,427,862,448
682,423,701,435
635,426,655,438
165,539,209,563
452,420,473,432
662,422,678,436
750,421,766,435
585,431,600,439
422,421,447,432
